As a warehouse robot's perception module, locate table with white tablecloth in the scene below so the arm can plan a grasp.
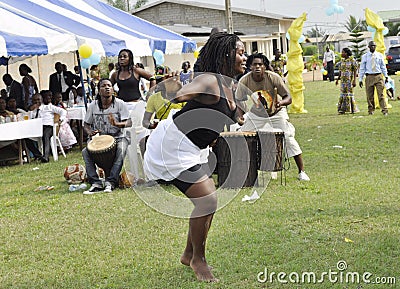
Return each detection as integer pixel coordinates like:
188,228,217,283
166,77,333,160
0,119,43,164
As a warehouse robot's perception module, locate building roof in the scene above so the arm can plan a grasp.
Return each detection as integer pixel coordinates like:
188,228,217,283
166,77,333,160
312,31,373,43
133,0,296,20
377,10,400,22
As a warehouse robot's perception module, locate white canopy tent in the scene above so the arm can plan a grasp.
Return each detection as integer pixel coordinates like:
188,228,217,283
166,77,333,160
0,0,195,57
0,0,196,90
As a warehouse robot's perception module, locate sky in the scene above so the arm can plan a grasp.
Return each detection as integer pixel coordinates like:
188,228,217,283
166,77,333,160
141,0,397,34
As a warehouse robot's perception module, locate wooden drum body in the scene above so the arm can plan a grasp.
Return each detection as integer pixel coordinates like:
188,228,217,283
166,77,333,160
257,130,284,172
216,131,258,188
87,135,117,177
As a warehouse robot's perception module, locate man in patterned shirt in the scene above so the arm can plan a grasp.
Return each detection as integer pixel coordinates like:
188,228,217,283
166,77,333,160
270,49,287,78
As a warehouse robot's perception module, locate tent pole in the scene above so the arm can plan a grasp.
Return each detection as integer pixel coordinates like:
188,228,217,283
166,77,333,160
36,55,42,90
76,50,88,111
6,57,10,74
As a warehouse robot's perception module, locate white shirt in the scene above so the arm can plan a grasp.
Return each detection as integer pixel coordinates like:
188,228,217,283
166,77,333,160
30,104,67,126
59,72,69,93
323,50,335,63
358,51,388,81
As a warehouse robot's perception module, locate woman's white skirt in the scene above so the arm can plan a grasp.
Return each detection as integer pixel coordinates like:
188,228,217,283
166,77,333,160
143,118,209,181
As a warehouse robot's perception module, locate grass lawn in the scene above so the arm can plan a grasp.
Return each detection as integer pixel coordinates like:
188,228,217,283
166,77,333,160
1,76,400,288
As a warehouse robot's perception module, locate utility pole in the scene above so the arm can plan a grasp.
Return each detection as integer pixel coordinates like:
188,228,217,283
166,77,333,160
260,0,265,11
225,0,233,34
316,24,319,60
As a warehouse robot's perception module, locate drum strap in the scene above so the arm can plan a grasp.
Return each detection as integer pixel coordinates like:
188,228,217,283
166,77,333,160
158,102,172,120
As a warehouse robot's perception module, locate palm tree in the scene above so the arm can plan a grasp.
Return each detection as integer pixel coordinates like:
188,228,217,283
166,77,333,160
305,27,325,38
343,15,367,33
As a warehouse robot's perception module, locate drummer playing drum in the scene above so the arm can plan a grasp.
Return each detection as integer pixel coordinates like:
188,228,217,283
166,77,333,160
82,78,131,194
236,53,310,181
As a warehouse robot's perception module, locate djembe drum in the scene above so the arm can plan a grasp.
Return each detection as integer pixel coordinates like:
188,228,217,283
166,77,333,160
216,131,258,188
257,130,284,172
87,135,117,177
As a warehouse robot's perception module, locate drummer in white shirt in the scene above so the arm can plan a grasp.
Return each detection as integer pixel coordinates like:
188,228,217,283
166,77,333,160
29,91,66,162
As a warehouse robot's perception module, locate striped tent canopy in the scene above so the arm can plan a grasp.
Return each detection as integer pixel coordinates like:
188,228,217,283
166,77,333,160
0,0,196,57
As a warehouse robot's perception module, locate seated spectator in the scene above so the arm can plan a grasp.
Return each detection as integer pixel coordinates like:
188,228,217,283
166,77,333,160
28,91,67,162
82,78,130,194
0,97,14,120
52,92,77,152
7,98,26,116
75,86,85,105
1,89,8,99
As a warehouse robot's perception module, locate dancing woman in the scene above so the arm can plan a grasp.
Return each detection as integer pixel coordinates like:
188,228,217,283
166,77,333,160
143,33,247,282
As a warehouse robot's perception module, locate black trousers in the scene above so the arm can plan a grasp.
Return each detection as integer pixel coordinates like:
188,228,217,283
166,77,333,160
25,139,43,159
42,125,53,161
327,61,334,82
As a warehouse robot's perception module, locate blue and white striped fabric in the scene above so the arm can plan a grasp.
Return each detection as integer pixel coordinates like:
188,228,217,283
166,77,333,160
0,0,196,57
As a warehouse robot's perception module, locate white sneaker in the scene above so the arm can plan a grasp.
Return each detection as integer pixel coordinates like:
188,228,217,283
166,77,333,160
83,184,104,195
103,185,113,193
298,171,310,181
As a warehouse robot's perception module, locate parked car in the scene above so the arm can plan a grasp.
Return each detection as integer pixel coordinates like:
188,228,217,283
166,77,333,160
322,62,340,80
386,44,400,75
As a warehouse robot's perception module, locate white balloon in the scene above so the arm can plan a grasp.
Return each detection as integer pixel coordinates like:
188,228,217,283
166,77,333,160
383,27,389,35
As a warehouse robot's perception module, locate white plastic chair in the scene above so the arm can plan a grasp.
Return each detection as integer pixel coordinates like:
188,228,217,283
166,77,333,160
50,113,66,161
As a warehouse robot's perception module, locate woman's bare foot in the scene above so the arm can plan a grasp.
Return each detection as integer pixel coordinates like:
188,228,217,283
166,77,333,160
190,258,218,282
180,252,192,267
181,253,213,270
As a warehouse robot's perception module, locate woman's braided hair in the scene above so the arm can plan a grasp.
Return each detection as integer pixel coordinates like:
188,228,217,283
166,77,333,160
198,32,241,77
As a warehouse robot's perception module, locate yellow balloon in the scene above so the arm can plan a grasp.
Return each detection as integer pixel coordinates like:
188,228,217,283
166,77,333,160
79,44,92,58
323,71,328,75
193,46,203,59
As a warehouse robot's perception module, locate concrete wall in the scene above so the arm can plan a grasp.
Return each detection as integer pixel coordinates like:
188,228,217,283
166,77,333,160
134,3,280,35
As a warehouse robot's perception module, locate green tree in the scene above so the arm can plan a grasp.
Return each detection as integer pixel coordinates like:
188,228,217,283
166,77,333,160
303,45,317,56
106,0,148,11
305,27,325,38
107,0,128,11
386,22,400,36
305,54,323,81
349,29,366,62
343,15,367,33
134,0,148,9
